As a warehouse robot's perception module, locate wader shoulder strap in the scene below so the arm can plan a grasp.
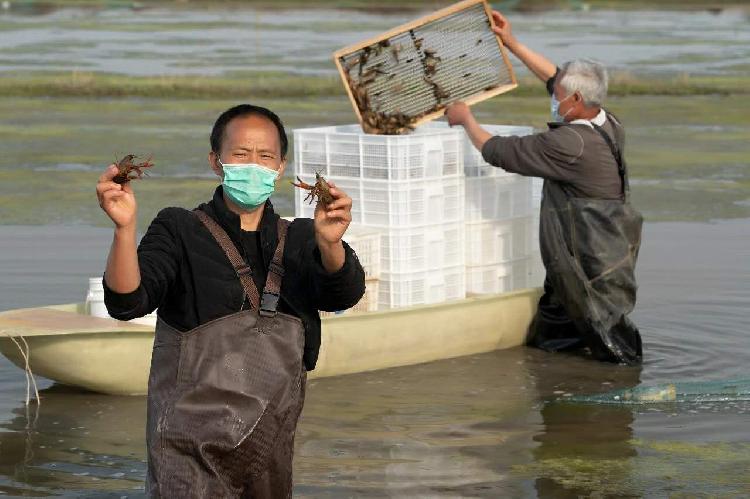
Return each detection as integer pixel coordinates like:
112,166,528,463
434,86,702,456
591,116,628,198
259,218,290,317
193,210,261,311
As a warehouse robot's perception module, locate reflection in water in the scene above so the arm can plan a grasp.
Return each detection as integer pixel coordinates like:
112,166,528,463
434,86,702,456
0,341,746,497
295,347,648,497
0,385,146,496
524,355,641,498
295,347,541,497
2,348,544,497
0,220,747,496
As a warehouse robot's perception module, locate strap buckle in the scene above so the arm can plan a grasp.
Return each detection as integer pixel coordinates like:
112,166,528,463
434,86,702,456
236,264,253,277
259,292,280,317
268,261,285,278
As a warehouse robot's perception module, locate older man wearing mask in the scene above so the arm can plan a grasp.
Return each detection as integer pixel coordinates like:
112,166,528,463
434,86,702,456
96,104,365,497
446,11,643,365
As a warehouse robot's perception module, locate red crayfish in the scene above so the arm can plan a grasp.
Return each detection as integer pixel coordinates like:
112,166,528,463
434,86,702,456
291,173,334,206
112,154,154,184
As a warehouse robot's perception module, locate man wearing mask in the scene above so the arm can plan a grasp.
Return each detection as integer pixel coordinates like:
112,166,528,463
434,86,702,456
96,104,366,497
446,11,643,365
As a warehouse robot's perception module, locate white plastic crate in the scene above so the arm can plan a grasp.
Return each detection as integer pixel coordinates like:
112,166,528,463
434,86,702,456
466,254,546,295
532,177,544,205
531,216,540,246
320,278,380,316
465,175,536,222
422,122,535,177
379,265,465,309
465,216,535,266
463,125,535,178
294,175,464,228
529,251,545,286
294,125,462,181
342,225,382,280
355,278,380,313
380,222,465,274
466,257,530,295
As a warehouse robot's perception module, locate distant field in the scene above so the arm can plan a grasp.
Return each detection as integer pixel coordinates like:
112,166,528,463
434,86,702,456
0,88,747,226
1,71,747,99
1,0,747,226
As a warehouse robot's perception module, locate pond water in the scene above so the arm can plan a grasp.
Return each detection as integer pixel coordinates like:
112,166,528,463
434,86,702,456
0,219,748,497
1,5,749,77
0,2,749,497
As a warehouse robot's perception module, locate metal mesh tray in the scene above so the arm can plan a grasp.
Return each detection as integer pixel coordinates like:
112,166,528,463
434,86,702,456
334,0,517,135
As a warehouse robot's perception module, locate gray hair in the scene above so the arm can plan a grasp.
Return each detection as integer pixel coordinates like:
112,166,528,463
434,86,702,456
558,59,609,108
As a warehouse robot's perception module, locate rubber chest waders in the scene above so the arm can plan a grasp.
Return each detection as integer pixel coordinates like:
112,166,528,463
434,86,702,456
146,212,305,498
529,113,644,365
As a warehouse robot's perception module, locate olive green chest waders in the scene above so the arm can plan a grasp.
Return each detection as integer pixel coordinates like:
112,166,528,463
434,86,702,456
146,211,306,498
528,114,644,365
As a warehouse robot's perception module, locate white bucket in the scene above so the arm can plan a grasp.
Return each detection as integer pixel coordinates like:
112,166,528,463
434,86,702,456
86,277,158,326
131,312,158,327
85,277,109,318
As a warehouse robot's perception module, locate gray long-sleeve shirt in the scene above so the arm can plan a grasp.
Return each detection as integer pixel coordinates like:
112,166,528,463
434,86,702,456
480,116,624,200
481,68,625,200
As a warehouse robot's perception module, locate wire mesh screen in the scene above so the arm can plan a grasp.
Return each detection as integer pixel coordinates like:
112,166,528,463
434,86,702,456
334,0,516,135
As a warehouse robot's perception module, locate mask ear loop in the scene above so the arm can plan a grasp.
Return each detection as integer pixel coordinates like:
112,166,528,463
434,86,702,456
558,92,576,121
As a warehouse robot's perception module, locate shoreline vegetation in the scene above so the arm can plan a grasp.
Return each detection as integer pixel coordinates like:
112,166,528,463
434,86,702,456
1,71,747,99
0,90,747,226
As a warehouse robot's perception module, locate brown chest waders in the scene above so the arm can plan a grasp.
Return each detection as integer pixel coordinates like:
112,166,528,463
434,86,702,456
146,212,306,498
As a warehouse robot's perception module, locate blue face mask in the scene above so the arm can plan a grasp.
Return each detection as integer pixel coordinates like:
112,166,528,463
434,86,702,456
219,160,279,211
550,93,573,123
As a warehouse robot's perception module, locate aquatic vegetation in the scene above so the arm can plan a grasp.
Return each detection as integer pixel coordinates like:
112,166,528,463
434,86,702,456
512,440,750,496
565,379,750,404
0,82,747,226
0,71,343,99
0,71,747,99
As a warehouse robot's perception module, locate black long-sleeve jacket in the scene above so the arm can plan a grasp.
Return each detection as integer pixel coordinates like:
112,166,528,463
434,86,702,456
103,186,366,370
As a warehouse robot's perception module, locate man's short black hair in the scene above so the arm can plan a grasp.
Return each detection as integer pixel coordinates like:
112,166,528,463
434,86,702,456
210,104,288,159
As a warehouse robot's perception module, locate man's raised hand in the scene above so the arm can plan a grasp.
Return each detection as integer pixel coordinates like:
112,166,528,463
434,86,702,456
97,164,137,229
491,10,515,47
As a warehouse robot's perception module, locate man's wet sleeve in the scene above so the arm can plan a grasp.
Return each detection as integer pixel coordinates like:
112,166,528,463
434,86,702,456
481,127,583,181
102,278,148,320
103,208,181,320
546,67,561,96
310,241,366,313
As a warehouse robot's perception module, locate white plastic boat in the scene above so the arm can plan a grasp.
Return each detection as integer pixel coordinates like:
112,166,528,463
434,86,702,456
0,289,541,395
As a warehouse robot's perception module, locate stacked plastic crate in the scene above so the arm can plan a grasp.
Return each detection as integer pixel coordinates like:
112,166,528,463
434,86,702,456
330,226,382,315
530,177,545,285
294,125,466,309
457,124,546,294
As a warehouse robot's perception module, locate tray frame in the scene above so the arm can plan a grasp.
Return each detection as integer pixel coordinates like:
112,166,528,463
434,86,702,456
332,0,517,132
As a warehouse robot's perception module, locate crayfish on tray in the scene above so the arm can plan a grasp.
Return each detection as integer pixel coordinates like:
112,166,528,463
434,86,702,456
291,173,334,206
112,154,154,184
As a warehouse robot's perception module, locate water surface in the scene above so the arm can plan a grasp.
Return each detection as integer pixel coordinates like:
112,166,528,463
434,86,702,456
1,219,748,497
1,6,748,77
1,3,748,497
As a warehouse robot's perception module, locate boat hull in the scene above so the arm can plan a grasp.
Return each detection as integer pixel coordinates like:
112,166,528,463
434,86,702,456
0,289,541,395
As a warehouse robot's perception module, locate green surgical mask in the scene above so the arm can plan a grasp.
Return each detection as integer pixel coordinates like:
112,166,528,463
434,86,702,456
219,159,279,211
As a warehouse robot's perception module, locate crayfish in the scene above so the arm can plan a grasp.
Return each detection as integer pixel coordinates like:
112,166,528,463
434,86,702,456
112,154,154,184
291,173,334,206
